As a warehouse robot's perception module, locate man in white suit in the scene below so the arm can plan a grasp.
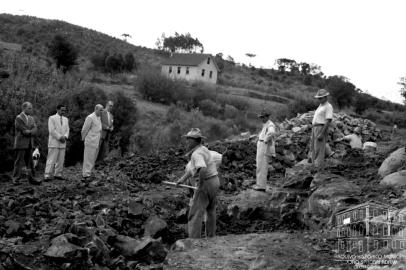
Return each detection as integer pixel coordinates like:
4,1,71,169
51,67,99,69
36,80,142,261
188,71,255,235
253,111,276,191
81,104,103,179
44,104,69,181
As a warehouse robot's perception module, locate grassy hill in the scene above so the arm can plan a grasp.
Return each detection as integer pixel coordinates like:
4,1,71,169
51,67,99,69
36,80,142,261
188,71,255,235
0,13,405,165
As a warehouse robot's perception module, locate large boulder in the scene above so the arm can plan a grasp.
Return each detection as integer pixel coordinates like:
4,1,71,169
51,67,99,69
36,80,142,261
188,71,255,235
44,234,88,262
143,215,167,238
107,235,167,263
378,148,406,178
306,176,361,227
380,170,406,187
227,188,308,228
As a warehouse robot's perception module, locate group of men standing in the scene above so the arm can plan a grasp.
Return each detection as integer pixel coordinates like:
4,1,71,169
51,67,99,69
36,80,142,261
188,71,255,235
11,101,114,185
253,88,335,191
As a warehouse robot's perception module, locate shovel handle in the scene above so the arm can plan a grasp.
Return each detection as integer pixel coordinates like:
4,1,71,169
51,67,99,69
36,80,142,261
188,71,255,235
162,181,197,190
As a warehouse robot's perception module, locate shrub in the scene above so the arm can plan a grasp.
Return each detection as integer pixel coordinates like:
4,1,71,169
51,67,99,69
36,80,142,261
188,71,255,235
48,35,78,73
137,71,188,105
223,104,238,119
199,99,222,118
218,95,249,111
287,98,318,118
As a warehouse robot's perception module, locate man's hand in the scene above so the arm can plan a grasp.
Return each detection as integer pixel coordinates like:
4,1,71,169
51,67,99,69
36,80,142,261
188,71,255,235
110,126,114,131
59,136,66,143
23,130,30,136
317,134,324,141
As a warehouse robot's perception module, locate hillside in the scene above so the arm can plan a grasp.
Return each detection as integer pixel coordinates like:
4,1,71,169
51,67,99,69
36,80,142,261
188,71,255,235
1,13,405,117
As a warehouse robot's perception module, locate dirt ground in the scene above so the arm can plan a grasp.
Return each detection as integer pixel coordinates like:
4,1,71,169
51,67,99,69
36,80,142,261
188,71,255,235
0,129,405,269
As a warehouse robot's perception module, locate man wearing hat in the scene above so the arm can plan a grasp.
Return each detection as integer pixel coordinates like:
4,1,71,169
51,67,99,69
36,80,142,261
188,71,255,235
310,89,333,169
336,127,363,149
254,111,276,191
176,128,220,238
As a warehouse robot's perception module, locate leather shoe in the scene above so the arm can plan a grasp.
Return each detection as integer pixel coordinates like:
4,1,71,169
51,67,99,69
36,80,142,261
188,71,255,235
12,178,20,185
28,177,42,185
54,176,64,180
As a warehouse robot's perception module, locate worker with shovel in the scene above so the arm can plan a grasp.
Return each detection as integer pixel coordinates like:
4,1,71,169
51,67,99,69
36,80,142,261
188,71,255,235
176,128,220,238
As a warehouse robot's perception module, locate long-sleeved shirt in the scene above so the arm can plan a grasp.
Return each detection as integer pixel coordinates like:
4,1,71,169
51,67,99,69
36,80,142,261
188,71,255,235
81,112,102,148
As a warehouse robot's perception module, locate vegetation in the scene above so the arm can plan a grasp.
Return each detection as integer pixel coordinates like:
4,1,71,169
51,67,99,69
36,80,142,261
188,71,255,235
0,50,137,171
157,32,204,53
91,51,136,73
48,35,78,72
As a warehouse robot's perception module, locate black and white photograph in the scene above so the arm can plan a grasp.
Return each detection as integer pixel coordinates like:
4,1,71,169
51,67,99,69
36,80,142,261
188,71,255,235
1,0,406,269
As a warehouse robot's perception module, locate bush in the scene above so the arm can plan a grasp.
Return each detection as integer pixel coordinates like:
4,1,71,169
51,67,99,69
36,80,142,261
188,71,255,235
137,71,189,105
48,35,78,73
223,104,238,119
218,95,249,111
199,99,222,118
287,98,318,118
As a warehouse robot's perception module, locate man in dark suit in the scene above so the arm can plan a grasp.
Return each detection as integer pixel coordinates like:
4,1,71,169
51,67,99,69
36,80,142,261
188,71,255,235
97,100,114,162
12,102,41,185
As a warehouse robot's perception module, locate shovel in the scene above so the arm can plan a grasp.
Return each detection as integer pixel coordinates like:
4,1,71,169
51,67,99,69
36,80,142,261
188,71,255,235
162,181,197,190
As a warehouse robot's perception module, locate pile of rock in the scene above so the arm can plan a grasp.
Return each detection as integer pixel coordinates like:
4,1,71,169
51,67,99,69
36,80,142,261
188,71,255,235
282,111,382,142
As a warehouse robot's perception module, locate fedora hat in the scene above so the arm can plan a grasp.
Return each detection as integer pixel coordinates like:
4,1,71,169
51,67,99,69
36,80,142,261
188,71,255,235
182,128,207,139
314,89,330,99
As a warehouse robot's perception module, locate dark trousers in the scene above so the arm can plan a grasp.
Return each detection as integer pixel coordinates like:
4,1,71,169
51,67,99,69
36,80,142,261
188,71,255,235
97,138,109,162
188,176,220,238
12,148,35,180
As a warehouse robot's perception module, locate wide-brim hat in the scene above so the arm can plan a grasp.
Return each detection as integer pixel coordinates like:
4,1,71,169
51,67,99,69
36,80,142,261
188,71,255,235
314,89,330,99
182,128,207,139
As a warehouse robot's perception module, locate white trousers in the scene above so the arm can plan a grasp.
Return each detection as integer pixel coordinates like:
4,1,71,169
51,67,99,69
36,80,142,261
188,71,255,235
256,141,271,189
44,148,66,177
83,145,98,177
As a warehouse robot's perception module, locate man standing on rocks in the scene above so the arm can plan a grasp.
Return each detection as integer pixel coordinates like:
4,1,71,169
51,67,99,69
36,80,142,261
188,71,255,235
253,111,276,191
81,104,103,179
12,102,41,185
310,89,333,170
44,104,69,181
97,100,114,162
176,128,220,238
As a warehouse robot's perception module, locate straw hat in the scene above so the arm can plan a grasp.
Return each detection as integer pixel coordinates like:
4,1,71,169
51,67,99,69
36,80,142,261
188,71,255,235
314,89,330,99
182,128,207,139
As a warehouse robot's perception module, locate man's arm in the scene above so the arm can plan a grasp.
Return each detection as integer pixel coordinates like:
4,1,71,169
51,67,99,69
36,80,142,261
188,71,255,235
30,117,38,136
264,124,275,144
15,117,31,136
101,111,109,130
81,116,92,141
318,119,332,140
64,118,70,139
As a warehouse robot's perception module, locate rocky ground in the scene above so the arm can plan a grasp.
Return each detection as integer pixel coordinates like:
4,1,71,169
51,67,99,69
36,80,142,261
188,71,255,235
0,118,405,269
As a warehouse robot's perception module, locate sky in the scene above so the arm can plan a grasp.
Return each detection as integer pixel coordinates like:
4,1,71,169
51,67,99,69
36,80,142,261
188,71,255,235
2,0,406,103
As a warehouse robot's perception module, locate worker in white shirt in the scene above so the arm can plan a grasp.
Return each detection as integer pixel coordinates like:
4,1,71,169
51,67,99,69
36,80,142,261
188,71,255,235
44,104,69,181
176,128,220,238
253,111,276,191
310,89,333,170
335,127,363,149
81,104,103,179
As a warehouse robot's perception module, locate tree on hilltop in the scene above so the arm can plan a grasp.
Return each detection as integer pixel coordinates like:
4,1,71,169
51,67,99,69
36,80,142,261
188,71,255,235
48,35,78,73
162,32,204,53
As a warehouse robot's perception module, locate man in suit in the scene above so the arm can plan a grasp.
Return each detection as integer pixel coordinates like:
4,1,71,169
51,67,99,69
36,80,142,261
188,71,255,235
97,100,114,162
82,104,103,179
12,102,41,185
44,104,69,181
